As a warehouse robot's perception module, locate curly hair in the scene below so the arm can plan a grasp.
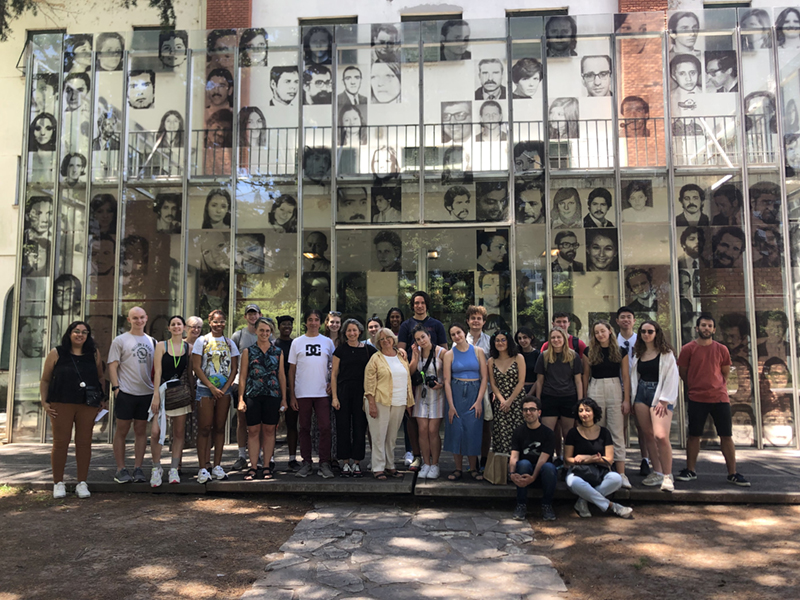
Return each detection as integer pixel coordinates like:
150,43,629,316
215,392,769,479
633,320,674,357
587,320,623,366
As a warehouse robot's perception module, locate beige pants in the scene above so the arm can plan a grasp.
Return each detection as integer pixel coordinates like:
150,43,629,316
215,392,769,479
366,402,406,472
587,378,626,462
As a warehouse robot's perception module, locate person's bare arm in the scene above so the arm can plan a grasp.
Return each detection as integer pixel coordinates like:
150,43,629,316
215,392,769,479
150,342,165,413
331,355,341,410
678,365,688,383
582,359,591,397
621,358,631,415
278,354,287,409
39,349,59,417
237,348,249,412
288,363,298,410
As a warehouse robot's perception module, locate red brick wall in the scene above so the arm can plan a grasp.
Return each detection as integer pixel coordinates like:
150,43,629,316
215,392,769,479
619,0,668,12
207,0,252,29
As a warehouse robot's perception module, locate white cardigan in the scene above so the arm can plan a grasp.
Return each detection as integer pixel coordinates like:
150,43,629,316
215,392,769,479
629,351,680,408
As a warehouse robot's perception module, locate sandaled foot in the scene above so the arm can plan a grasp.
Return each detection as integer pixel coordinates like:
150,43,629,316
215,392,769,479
470,470,484,481
374,471,387,480
263,468,274,480
244,469,257,481
448,470,463,481
386,469,403,479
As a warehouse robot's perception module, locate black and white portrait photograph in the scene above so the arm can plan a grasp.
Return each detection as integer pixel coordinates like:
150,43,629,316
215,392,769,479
64,72,91,114
372,186,402,223
60,152,87,187
18,317,47,359
338,104,367,146
615,12,651,54
440,19,471,61
442,146,472,184
95,32,124,72
476,271,511,320
752,225,782,268
668,11,701,58
239,106,265,149
64,34,93,74
669,54,701,113
206,68,234,109
625,267,658,311
89,233,115,277
548,98,579,139
475,58,506,100
93,104,122,151
749,181,781,226
676,183,709,226
53,273,82,317
545,16,577,58
197,231,230,273
338,65,368,107
121,234,149,290
337,186,369,223
744,92,777,138
240,28,268,67
207,29,236,71
371,145,400,177
711,226,746,268
29,112,56,153
303,230,330,272
585,228,619,272
476,181,508,222
476,229,509,272
127,70,155,109
153,192,181,233
620,96,650,138
756,310,790,362
303,146,332,183
268,194,297,233
302,272,331,313
442,101,472,144
89,192,117,237
705,51,738,93
303,65,333,105
551,186,582,229
513,141,544,173
785,134,800,177
23,194,52,246
621,179,654,222
31,73,58,116
204,108,233,149
201,188,231,229
372,23,401,63
373,231,402,271
515,179,545,224
370,62,401,104
476,101,506,142
511,58,543,99
303,26,333,66
158,29,188,69
580,55,612,97
551,229,585,273
677,226,708,269
269,66,300,106
444,185,473,221
584,187,614,227
711,184,743,226
740,9,772,52
235,231,266,272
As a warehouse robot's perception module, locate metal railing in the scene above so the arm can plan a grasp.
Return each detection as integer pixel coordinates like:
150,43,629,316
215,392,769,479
671,115,739,167
546,119,616,169
617,117,664,167
128,130,184,180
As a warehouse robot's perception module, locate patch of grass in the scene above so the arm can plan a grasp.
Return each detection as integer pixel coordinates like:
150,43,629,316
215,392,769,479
632,557,650,571
0,484,22,497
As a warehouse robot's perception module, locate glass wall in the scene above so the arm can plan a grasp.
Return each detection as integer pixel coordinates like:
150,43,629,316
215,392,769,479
8,14,799,449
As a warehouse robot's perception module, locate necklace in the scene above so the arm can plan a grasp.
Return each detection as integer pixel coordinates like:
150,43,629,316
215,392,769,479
169,338,181,370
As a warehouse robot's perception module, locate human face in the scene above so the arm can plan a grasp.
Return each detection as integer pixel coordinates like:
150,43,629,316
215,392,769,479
29,201,52,235
207,75,231,107
341,109,362,130
479,62,503,95
413,296,427,317
372,148,397,175
66,157,84,183
680,189,702,215
414,329,431,349
713,193,735,219
479,274,502,310
589,235,617,271
468,312,485,332
95,202,114,232
549,106,567,135
246,111,265,134
375,194,390,213
209,314,226,336
309,31,330,54
246,310,261,327
679,272,692,296
307,278,330,308
765,318,785,342
787,139,800,170
593,324,611,345
553,316,570,331
449,194,471,220
306,73,332,104
622,100,648,132
327,315,341,334
516,333,532,351
617,14,648,52
449,326,466,345
279,320,293,339
713,233,744,267
767,364,790,388
378,333,396,353
547,18,573,52
706,59,730,90
628,272,651,299
19,320,46,356
674,15,699,49
273,200,295,226
69,324,89,348
33,117,54,146
201,236,229,270
375,30,399,60
549,330,566,351
519,188,543,223
577,403,594,425
518,74,541,98
128,307,148,332
211,35,236,69
784,11,800,33
207,194,229,225
753,192,780,224
243,34,268,65
54,282,74,313
160,35,187,68
368,320,382,340
616,311,634,332
589,197,610,220
479,190,508,221
483,236,508,266
522,402,541,425
695,318,715,339
515,151,541,172
683,232,701,257
256,321,272,342
639,324,657,344
376,242,399,269
159,200,179,229
168,317,185,338
72,41,92,69
480,104,502,131
305,232,327,257
64,78,88,111
98,38,123,71
91,239,115,275
494,333,509,353
722,327,744,351
371,63,401,103
443,24,470,57
345,323,361,343
274,72,299,104
32,79,56,114
338,189,368,222
128,74,154,109
581,57,612,97
629,190,647,211
343,69,362,95
305,313,322,335
305,151,330,181
442,103,471,142
557,194,578,220
388,311,403,330
673,61,698,92
557,236,579,262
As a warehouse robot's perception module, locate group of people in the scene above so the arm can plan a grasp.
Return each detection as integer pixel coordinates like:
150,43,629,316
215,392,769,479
40,297,751,524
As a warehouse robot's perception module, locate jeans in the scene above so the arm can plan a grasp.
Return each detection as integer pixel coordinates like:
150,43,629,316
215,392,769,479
515,459,558,505
565,470,622,512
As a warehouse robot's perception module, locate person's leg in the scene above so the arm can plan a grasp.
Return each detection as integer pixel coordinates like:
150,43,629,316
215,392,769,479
263,424,278,471
538,462,558,506
197,397,215,468
150,417,162,466
429,418,443,465
50,403,77,483
352,397,367,463
601,381,626,474
596,471,623,500
481,419,491,466
247,420,261,470
132,419,148,469
236,411,248,457
113,418,132,471
712,402,736,474
212,395,231,467
370,402,390,472
385,405,406,471
297,398,313,464
634,402,660,473
515,459,534,504
686,436,701,472
632,410,650,460
285,404,299,459
685,400,708,472
720,437,737,474
402,412,412,454
565,472,614,511
73,405,96,482
416,417,431,464
335,394,352,461
407,413,421,456
170,415,186,469
314,396,332,464
650,406,672,475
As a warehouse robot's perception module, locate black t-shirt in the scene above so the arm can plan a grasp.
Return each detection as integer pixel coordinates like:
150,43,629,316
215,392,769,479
637,355,659,382
590,346,626,380
511,423,554,465
534,352,582,397
565,426,613,457
161,341,190,381
276,338,293,378
398,316,447,349
333,343,377,385
521,349,540,384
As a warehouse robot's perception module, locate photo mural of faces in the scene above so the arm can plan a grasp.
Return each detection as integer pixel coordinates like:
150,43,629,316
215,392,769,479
22,195,54,277
476,229,509,272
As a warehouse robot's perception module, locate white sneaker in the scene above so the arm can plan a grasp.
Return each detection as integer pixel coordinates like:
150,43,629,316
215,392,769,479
168,468,180,484
661,473,674,492
53,482,66,499
642,472,664,487
197,468,212,484
211,465,227,480
427,464,440,479
75,481,91,499
404,451,414,466
574,498,591,518
610,502,633,518
619,473,632,489
418,464,431,479
150,466,163,488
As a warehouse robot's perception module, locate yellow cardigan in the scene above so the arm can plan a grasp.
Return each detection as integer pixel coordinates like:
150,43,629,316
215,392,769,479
363,351,415,408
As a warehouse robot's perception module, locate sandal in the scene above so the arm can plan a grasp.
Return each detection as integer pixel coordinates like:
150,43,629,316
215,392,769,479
470,470,484,481
448,470,463,481
244,468,257,481
385,469,403,479
263,468,274,480
374,471,387,480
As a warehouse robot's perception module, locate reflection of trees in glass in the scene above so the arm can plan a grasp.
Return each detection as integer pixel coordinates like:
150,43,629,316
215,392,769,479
232,273,297,331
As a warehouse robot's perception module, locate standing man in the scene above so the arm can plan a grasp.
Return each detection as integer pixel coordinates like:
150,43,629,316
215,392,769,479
276,315,300,470
109,306,155,483
676,314,750,486
231,304,262,472
466,306,493,473
510,396,558,521
289,309,336,478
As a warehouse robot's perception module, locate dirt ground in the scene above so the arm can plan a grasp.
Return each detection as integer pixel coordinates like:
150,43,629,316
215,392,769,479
0,488,798,600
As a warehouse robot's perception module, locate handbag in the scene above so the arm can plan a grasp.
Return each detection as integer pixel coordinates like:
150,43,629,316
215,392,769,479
483,450,509,485
69,353,104,408
164,342,193,412
569,461,611,487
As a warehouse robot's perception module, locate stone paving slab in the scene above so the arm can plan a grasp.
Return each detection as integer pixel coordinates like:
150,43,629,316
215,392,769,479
242,502,567,600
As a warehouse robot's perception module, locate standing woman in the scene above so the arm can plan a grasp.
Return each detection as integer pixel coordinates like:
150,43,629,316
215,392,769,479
366,316,383,347
40,321,106,499
332,319,376,477
386,307,404,338
182,316,203,452
515,326,540,395
564,398,633,518
487,331,527,460
443,322,488,481
238,318,287,480
630,320,679,492
534,328,583,464
583,320,631,488
364,328,414,479
149,316,194,486
409,325,446,479
192,309,239,483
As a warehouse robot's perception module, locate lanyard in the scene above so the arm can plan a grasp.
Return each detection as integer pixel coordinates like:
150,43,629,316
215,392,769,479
169,339,181,371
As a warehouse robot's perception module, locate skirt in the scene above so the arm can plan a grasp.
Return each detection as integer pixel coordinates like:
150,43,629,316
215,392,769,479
443,379,483,456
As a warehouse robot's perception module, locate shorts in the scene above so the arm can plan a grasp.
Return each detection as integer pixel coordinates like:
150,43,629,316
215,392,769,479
114,391,151,421
245,395,281,426
687,399,732,438
634,381,674,411
541,393,578,419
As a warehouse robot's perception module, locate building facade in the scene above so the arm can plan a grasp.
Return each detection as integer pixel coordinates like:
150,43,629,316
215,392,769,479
6,3,800,451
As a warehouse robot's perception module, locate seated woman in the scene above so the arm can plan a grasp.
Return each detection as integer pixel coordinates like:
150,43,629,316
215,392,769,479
564,398,633,518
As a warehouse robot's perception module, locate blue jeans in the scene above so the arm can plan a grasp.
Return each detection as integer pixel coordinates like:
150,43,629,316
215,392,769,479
515,459,558,505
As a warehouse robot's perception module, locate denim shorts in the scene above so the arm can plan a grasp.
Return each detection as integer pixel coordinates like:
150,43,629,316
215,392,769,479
634,380,673,411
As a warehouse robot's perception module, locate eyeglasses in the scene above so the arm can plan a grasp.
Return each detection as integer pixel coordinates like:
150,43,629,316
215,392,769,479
443,111,470,123
582,70,611,82
558,242,580,249
522,407,540,413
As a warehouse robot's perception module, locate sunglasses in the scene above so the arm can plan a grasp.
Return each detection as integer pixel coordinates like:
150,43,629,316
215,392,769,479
641,328,657,334
328,311,342,317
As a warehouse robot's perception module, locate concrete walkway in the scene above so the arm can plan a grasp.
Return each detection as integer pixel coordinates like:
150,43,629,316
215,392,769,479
242,502,567,600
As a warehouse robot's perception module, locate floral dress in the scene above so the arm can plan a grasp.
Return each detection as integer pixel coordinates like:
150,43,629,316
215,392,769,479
490,361,526,455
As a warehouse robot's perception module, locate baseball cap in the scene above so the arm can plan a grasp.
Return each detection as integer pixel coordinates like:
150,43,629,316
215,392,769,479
245,304,261,313
276,315,295,324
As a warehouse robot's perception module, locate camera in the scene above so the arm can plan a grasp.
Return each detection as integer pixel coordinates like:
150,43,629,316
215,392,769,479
426,375,438,388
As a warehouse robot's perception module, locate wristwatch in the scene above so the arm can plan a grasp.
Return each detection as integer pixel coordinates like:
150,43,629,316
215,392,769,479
112,385,119,392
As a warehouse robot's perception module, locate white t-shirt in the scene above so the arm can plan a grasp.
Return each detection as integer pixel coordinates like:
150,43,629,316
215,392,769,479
288,334,335,398
618,332,637,369
107,332,155,396
385,355,409,406
192,334,240,389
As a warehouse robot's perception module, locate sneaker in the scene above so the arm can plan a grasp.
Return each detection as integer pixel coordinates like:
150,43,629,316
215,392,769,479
404,451,414,466
675,469,697,482
132,467,146,483
418,464,431,479
232,456,248,471
318,462,334,479
295,462,313,478
574,498,591,518
427,464,440,480
641,472,664,487
661,473,674,492
75,481,91,499
727,472,751,487
114,469,133,484
542,504,556,521
53,482,66,499
639,458,651,477
512,503,527,521
610,502,633,518
409,456,423,472
287,459,301,472
150,466,163,488
197,468,212,484
168,468,180,484
211,465,227,480
340,462,352,477
352,463,363,478
619,473,632,489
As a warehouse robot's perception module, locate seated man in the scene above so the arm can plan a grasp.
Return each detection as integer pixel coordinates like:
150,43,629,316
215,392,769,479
509,396,558,522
